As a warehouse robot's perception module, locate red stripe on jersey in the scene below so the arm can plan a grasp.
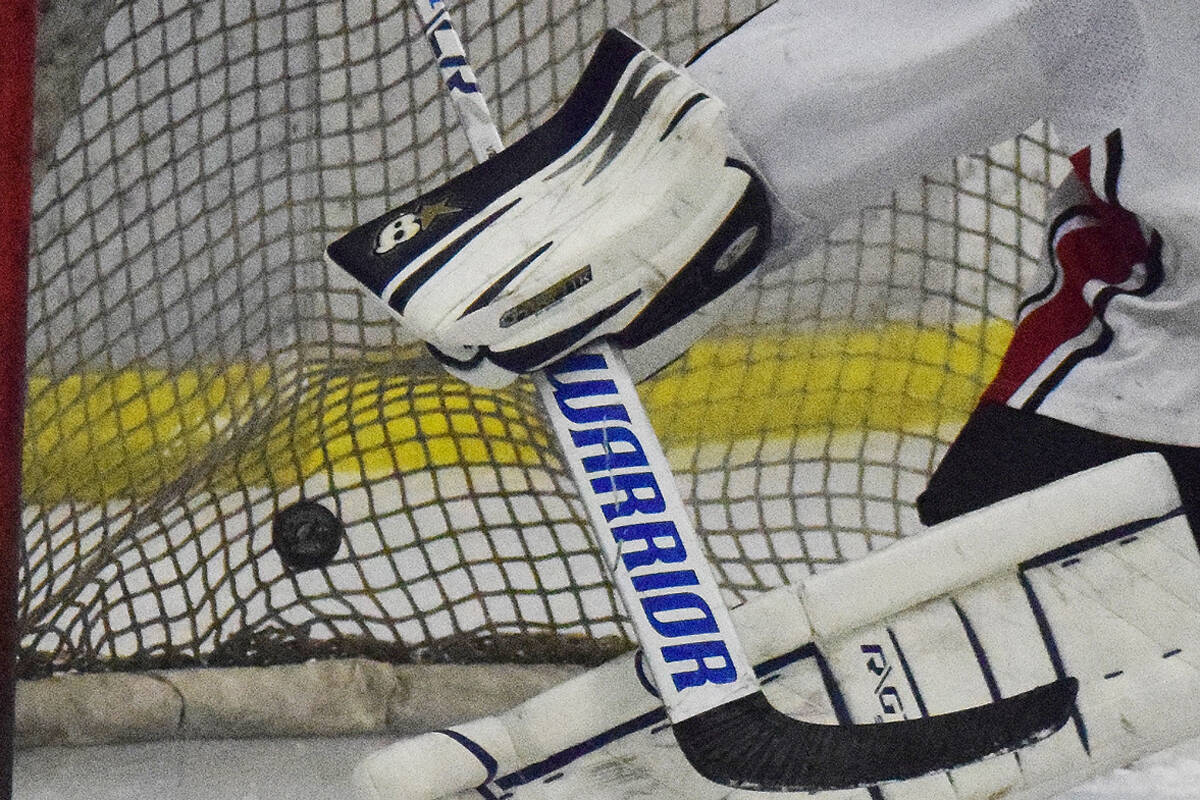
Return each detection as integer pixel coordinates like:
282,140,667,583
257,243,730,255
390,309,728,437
1070,146,1092,188
981,145,1149,406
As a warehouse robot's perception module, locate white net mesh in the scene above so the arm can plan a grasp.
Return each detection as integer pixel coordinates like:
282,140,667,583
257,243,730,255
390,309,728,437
18,0,1069,679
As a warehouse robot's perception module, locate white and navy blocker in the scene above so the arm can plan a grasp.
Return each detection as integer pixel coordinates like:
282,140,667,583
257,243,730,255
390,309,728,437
326,30,772,388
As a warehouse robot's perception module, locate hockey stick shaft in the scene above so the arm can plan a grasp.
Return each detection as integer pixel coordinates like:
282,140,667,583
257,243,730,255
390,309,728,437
536,347,761,718
411,0,502,162
405,6,1077,792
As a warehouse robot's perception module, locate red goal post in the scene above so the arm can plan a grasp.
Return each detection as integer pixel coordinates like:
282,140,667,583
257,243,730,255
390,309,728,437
0,1,36,796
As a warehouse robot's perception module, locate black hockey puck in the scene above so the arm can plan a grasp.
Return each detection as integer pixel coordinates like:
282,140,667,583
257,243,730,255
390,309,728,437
271,500,344,571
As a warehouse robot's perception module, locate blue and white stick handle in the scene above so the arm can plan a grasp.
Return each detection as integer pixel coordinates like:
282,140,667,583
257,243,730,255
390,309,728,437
411,0,504,161
536,343,761,721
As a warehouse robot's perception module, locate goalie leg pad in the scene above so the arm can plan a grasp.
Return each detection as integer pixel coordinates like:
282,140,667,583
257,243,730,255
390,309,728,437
325,29,772,387
353,453,1200,800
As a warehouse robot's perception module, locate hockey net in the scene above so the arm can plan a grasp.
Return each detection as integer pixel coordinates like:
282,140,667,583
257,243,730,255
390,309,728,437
13,0,1068,744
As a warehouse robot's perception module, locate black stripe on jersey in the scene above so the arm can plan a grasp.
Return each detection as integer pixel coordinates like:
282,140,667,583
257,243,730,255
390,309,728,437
1103,129,1124,207
1021,230,1164,412
387,197,521,315
660,93,710,141
1016,203,1095,319
458,241,554,319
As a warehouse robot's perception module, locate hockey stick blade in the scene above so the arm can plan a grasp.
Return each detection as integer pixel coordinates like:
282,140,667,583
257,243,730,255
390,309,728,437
673,677,1079,791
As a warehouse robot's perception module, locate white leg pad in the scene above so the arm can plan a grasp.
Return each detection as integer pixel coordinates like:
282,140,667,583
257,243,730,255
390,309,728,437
353,453,1200,800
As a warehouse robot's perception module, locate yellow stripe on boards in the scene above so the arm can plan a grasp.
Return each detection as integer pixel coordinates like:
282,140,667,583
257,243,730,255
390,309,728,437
265,375,553,492
23,364,552,505
22,321,1013,504
24,364,274,505
643,320,1013,443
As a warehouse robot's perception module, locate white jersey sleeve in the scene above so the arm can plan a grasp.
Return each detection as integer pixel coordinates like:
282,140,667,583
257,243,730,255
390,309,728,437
687,1,1200,447
686,0,1151,224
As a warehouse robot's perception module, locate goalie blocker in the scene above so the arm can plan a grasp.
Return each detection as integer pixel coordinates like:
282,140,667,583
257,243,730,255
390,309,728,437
355,453,1200,800
325,29,773,388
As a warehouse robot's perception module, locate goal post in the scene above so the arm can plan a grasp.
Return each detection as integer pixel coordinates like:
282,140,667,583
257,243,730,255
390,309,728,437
12,0,1068,756
0,1,36,795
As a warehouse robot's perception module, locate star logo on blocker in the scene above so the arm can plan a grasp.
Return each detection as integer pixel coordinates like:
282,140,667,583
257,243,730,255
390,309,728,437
374,198,463,255
418,199,461,228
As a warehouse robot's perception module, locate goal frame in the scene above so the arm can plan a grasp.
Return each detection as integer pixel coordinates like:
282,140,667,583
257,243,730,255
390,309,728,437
0,2,36,797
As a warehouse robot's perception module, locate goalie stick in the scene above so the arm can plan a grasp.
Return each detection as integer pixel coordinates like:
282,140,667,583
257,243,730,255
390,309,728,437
357,6,1080,793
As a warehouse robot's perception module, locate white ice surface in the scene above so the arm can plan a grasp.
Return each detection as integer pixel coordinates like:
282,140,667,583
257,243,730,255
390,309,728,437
15,735,1200,799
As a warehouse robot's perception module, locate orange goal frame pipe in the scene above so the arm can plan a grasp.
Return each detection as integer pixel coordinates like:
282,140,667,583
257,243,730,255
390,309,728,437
0,1,36,797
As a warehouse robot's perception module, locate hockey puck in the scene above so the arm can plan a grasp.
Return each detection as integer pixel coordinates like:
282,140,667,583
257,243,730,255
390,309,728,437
271,500,344,571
